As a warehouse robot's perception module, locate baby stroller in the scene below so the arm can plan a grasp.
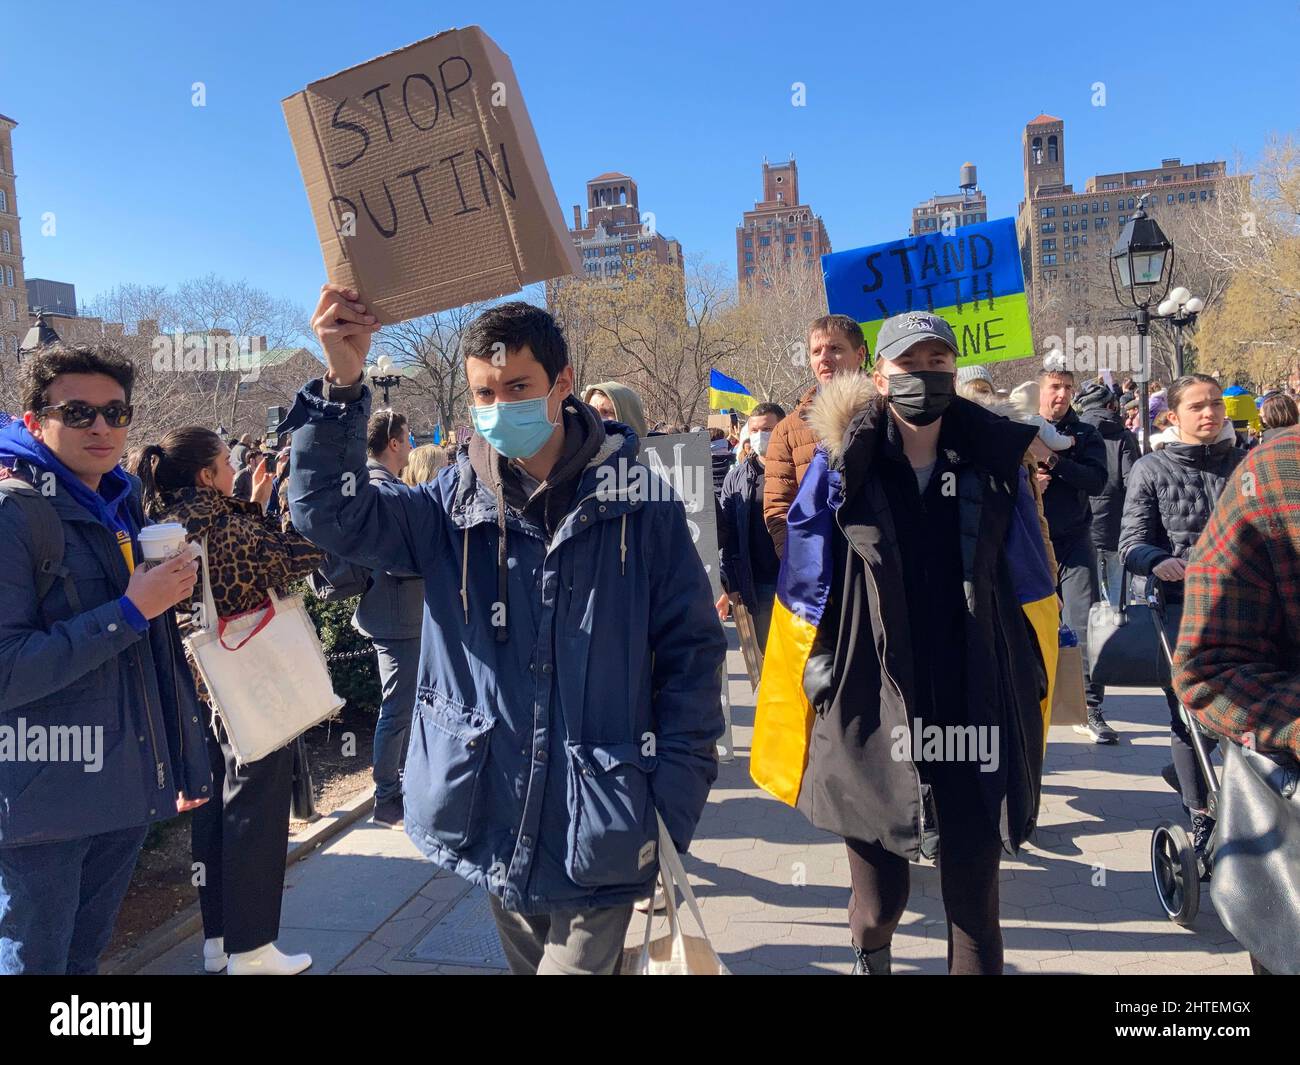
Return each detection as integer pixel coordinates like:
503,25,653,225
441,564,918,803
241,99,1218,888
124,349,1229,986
1146,589,1218,926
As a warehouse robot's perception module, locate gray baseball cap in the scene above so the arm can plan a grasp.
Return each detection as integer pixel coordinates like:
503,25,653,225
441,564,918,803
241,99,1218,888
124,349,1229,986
874,311,959,363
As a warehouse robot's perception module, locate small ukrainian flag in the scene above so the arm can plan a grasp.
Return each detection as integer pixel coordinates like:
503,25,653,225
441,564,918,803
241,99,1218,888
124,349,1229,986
708,369,757,415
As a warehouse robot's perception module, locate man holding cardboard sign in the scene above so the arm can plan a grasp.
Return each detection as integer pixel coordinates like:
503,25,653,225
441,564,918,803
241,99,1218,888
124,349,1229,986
286,285,725,975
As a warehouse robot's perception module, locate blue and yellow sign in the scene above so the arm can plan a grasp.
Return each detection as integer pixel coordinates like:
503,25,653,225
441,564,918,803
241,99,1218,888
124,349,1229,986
822,217,1033,366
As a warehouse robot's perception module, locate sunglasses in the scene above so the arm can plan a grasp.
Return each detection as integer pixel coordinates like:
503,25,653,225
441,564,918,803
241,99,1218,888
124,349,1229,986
38,400,134,429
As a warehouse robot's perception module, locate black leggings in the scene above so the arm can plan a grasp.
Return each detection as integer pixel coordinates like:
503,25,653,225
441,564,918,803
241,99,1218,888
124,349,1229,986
1164,688,1210,812
845,763,1005,974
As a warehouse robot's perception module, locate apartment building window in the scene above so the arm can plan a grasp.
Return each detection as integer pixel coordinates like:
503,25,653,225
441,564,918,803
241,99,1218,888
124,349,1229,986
7,299,16,321
1070,204,1077,215
1096,217,1108,229
0,189,6,212
1178,192,1185,203
803,231,812,240
3,266,10,286
0,230,9,254
745,266,754,276
1128,198,1136,209
759,236,770,246
1167,194,1175,204
1131,178,1148,186
1119,215,1127,225
1080,218,1088,229
1102,200,1109,211
1041,222,1055,233
1101,181,1119,190
785,233,795,243
1200,190,1208,201
639,242,649,251
744,252,753,263
743,237,752,248
1040,206,1055,218
1043,254,1057,265
1081,234,1088,245
1042,239,1056,250
804,247,812,256
1072,236,1079,248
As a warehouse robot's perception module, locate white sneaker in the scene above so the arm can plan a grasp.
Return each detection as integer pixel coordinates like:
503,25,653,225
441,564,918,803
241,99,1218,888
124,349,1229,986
203,937,228,973
635,885,668,913
226,942,313,976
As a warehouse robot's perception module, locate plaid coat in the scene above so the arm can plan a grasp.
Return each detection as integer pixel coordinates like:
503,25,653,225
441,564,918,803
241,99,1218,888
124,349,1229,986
1172,433,1300,758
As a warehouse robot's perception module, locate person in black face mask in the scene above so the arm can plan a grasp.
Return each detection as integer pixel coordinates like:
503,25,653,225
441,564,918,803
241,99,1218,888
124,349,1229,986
793,310,1054,975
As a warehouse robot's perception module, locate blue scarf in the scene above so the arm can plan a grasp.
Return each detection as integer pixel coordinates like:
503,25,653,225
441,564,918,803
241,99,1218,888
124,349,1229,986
0,420,137,542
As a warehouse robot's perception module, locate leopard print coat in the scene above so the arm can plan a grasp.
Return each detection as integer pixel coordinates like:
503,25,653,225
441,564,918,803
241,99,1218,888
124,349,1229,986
157,485,325,620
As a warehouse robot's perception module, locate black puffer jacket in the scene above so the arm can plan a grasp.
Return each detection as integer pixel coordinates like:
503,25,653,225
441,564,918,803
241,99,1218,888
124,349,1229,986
1040,408,1108,546
1119,437,1244,599
1078,408,1140,552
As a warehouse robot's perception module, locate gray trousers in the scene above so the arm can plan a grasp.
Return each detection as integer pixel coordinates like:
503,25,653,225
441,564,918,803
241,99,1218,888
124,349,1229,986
488,895,635,975
372,637,421,803
1056,534,1104,710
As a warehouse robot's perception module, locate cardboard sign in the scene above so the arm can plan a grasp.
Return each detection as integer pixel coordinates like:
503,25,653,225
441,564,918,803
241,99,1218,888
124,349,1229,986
283,26,579,324
637,433,721,601
822,217,1033,366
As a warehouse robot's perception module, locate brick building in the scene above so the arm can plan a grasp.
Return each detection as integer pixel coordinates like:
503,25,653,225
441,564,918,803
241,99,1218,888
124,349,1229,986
0,113,27,359
566,172,683,279
736,156,831,287
1015,113,1236,293
911,163,988,236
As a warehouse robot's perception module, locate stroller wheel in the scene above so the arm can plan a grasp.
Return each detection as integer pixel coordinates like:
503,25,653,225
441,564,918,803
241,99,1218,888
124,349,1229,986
1151,822,1200,925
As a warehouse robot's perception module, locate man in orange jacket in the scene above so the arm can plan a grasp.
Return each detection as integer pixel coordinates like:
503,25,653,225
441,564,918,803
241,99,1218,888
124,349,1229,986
763,314,868,556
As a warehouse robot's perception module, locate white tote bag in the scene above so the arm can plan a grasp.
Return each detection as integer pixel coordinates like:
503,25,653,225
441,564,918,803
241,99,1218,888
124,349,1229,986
185,538,345,765
621,813,730,975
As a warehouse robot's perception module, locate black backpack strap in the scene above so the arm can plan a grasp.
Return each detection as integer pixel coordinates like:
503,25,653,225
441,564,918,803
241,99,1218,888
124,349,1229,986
0,479,80,615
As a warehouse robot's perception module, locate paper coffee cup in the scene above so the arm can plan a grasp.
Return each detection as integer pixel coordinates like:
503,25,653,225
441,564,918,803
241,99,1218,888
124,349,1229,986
138,522,188,561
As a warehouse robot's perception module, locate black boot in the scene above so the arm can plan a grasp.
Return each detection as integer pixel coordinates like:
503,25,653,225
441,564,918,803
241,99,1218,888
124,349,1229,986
1190,811,1215,880
851,944,892,975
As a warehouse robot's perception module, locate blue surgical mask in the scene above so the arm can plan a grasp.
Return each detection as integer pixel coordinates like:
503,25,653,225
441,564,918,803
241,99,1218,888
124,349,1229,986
470,382,561,459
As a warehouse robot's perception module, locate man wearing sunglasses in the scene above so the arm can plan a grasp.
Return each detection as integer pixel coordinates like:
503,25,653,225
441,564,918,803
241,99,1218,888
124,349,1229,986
0,343,211,975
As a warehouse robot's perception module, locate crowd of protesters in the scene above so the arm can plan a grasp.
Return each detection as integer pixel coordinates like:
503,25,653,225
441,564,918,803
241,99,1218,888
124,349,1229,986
1,296,1298,977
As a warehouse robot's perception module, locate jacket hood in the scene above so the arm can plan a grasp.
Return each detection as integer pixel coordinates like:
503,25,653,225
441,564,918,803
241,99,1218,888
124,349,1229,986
807,372,878,462
1151,420,1236,450
0,419,135,531
1079,407,1128,436
795,383,820,413
467,396,612,513
582,381,648,441
465,397,626,644
808,371,1037,485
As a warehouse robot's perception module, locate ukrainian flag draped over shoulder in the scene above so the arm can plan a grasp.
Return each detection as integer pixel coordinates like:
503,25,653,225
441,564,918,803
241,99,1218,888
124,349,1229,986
750,447,837,805
751,452,1059,806
708,369,757,415
1007,465,1059,749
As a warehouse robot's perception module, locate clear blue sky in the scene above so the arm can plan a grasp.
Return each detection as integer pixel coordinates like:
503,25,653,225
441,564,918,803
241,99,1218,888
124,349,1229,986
4,0,1297,323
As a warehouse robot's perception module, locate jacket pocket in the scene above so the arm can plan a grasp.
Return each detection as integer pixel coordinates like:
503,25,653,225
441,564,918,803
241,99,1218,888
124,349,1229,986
564,741,658,888
405,689,494,852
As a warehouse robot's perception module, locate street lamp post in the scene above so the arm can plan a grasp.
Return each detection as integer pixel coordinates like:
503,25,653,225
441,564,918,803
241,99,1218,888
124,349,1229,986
366,354,402,406
1108,194,1175,454
1155,287,1205,379
18,310,62,361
